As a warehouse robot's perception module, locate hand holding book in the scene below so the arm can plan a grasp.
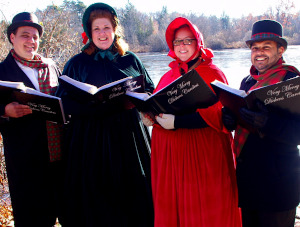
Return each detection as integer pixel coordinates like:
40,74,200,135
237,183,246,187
0,80,66,123
239,100,269,130
140,112,154,127
3,102,33,118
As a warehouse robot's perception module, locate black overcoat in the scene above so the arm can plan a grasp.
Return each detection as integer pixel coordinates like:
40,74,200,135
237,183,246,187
236,71,300,212
56,51,155,227
0,52,63,227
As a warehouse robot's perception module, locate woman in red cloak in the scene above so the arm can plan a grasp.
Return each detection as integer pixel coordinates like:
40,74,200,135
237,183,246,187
145,17,242,227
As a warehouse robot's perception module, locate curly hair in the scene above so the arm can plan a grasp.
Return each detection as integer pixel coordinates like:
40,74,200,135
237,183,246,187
83,9,128,56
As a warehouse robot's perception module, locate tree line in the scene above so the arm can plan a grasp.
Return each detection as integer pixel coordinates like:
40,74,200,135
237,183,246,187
0,0,300,71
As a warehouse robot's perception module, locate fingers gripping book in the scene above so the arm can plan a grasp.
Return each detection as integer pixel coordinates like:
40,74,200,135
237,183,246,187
0,80,66,124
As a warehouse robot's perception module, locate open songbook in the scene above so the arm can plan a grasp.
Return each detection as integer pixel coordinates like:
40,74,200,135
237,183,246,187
0,80,66,124
126,69,218,121
211,76,300,128
0,80,27,91
58,75,144,103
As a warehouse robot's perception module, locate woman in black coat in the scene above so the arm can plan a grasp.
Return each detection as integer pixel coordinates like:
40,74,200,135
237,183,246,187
56,3,154,227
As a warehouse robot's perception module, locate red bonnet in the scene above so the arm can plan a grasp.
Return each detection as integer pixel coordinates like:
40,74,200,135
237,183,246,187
165,17,213,61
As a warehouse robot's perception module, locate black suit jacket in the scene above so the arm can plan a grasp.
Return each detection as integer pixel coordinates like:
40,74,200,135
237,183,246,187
0,52,63,226
236,71,300,212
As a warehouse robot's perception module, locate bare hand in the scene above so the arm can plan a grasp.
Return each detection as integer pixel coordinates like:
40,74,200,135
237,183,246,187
4,102,32,118
141,112,154,127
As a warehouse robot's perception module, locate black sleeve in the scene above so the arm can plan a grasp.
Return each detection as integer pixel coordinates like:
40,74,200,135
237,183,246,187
260,112,300,145
174,112,208,129
240,75,256,92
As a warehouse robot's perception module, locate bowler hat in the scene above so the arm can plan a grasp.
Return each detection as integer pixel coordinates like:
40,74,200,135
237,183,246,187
246,19,287,50
7,12,43,43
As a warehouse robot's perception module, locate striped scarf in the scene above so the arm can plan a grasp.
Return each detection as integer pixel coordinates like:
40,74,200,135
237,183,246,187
11,49,62,162
233,58,300,156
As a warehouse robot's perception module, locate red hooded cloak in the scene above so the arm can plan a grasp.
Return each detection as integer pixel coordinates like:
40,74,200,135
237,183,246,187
151,17,241,227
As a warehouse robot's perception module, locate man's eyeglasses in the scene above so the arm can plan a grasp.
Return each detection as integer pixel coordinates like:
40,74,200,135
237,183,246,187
173,38,196,46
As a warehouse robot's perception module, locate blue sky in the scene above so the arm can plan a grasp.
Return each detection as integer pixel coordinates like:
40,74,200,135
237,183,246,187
1,0,299,21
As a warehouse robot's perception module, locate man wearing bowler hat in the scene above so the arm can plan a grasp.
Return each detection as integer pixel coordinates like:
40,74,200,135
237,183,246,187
0,12,64,227
222,19,300,227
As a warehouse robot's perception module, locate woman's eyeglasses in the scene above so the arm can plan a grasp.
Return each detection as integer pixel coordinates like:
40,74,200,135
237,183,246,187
173,38,196,46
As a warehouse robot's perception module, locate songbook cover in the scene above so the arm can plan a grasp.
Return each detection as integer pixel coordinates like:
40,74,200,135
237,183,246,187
0,80,66,124
126,69,218,120
12,90,66,124
58,75,145,104
211,76,300,128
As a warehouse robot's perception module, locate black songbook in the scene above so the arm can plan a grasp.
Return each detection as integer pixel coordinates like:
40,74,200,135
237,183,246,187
0,80,66,124
211,76,300,127
126,69,218,120
58,75,145,103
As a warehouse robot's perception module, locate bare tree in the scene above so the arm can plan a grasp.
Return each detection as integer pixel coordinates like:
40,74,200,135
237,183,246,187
36,1,86,71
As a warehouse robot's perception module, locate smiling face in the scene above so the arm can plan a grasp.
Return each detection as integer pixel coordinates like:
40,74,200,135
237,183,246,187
91,17,115,50
10,26,39,60
250,40,285,74
173,26,198,62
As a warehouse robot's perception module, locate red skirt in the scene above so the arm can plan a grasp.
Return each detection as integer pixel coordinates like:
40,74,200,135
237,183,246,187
151,126,241,227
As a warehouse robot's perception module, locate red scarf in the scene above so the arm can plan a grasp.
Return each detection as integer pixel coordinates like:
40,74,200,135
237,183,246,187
233,58,300,156
11,49,62,162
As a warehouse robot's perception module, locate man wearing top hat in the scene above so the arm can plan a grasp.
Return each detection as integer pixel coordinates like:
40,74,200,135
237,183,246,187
222,19,300,227
0,12,64,227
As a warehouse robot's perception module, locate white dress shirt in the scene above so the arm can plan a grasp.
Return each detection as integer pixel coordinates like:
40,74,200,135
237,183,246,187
15,60,40,91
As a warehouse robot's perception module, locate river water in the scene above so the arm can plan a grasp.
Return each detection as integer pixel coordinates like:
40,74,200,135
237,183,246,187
137,45,300,89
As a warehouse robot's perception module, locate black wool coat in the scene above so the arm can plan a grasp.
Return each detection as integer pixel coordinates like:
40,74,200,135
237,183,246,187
0,52,63,227
56,51,155,227
236,71,300,212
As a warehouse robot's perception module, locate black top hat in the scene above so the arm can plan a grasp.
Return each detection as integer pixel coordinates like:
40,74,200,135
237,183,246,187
246,19,287,50
7,12,44,43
